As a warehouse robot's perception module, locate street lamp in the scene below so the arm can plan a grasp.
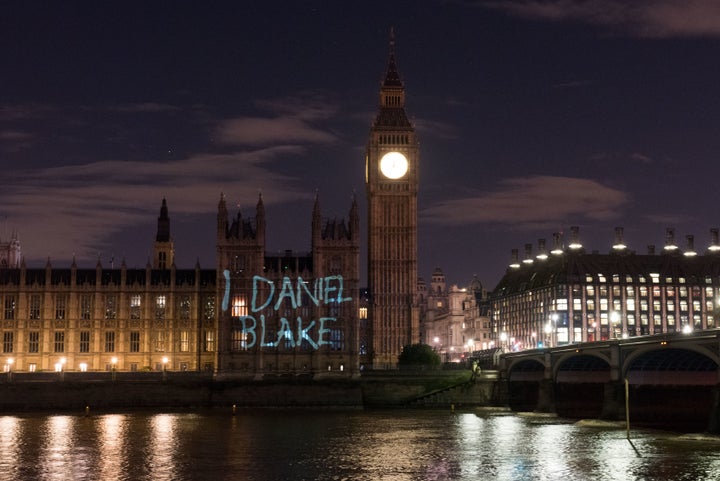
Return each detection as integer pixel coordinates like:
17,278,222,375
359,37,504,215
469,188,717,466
610,311,620,339
162,356,169,381
111,356,118,381
56,357,67,380
6,358,13,381
544,323,553,347
499,332,508,351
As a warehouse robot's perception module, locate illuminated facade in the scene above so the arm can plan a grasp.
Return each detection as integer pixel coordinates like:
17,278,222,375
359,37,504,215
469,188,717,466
366,31,420,368
216,194,360,376
0,200,216,373
491,227,720,351
419,268,491,362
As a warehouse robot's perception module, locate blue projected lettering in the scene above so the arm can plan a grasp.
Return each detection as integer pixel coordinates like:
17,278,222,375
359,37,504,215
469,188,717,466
223,274,352,351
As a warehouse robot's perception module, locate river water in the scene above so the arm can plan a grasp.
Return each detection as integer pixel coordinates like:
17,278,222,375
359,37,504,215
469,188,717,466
1,409,718,481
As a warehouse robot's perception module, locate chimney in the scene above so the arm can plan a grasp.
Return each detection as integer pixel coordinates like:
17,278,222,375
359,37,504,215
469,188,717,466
684,235,697,257
523,244,534,264
569,226,582,250
536,238,548,260
710,228,720,252
664,227,678,251
509,249,520,269
551,232,563,255
612,226,626,251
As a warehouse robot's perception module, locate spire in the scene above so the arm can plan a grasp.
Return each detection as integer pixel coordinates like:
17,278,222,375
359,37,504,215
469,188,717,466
375,28,411,127
217,193,228,239
156,198,170,242
255,191,265,242
383,27,403,88
350,192,359,241
312,191,322,244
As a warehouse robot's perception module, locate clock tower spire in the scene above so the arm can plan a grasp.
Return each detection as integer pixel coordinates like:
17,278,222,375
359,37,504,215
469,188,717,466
365,29,420,368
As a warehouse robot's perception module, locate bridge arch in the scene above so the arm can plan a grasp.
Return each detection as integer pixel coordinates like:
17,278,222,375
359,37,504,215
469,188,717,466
553,352,611,383
622,344,719,380
506,357,544,382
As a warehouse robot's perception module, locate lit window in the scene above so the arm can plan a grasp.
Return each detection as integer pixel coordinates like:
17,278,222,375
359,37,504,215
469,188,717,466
130,295,141,319
155,296,166,320
232,297,248,317
179,330,189,352
105,295,117,320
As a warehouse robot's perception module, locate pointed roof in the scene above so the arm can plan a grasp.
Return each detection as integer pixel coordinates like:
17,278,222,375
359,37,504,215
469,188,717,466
383,27,403,88
156,197,171,242
374,28,412,129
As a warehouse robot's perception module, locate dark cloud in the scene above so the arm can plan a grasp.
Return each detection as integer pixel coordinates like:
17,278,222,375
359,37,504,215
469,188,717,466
482,0,720,37
421,175,628,225
216,116,337,146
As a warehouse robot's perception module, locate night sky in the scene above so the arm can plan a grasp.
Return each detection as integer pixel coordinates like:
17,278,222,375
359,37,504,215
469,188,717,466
2,1,720,291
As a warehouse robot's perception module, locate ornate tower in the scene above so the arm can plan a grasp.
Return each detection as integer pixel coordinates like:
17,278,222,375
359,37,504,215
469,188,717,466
153,198,175,269
365,30,420,368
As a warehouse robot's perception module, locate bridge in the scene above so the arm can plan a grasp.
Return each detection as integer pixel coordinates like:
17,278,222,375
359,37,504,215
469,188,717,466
495,329,720,433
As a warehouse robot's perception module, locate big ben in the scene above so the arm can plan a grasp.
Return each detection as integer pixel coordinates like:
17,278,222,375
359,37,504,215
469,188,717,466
366,30,420,368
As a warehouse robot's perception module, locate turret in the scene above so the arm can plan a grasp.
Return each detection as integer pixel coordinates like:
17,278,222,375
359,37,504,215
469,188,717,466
217,193,228,240
153,198,175,269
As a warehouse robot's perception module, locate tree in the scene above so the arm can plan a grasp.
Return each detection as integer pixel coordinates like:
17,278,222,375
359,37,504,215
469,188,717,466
398,343,441,369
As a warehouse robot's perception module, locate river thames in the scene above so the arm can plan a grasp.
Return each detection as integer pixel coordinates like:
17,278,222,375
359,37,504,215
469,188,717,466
0,409,718,481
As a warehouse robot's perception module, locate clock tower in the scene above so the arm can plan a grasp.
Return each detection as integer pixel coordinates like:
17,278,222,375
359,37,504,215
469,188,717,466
365,30,420,368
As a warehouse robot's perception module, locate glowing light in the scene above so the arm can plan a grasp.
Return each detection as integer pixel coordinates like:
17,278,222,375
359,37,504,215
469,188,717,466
379,151,408,179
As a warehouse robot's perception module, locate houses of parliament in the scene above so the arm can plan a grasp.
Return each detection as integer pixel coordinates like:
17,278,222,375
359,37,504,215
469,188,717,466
0,34,429,375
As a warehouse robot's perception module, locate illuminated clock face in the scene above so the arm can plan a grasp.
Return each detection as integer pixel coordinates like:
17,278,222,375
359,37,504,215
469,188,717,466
379,151,408,179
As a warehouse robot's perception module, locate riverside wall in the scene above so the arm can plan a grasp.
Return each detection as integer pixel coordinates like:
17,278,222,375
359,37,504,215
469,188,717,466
0,370,496,412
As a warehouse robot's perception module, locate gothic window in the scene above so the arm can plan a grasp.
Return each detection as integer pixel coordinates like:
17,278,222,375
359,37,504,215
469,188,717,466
179,330,190,352
29,295,41,320
105,331,115,352
80,295,93,320
28,331,39,353
232,296,247,317
55,294,68,320
203,330,215,352
154,331,165,351
54,331,65,353
178,296,191,320
3,296,15,320
105,295,117,320
130,295,141,319
155,295,166,320
79,331,90,353
130,331,141,352
203,296,215,322
329,328,345,350
2,332,13,353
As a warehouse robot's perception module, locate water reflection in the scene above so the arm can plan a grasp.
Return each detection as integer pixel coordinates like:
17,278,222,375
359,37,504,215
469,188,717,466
98,415,127,480
0,410,718,481
0,417,20,479
40,416,77,481
147,414,179,481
